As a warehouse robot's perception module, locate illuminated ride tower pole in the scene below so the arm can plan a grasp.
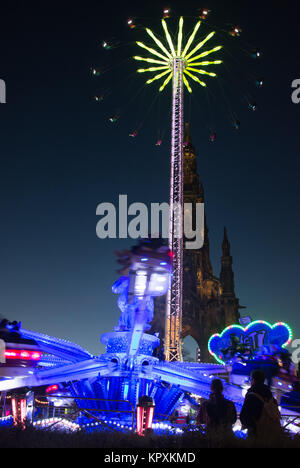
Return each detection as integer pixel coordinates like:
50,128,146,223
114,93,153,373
165,58,184,362
133,16,222,361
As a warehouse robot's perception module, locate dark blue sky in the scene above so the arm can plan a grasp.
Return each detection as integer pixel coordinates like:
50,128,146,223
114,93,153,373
0,0,299,356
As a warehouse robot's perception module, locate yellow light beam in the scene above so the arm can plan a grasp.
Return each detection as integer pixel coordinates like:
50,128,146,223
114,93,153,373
161,19,176,57
186,67,217,77
133,56,169,65
183,74,192,93
135,18,221,93
159,72,173,92
184,69,207,87
136,41,169,62
146,69,171,84
185,31,216,60
187,45,223,62
189,60,222,66
181,21,201,58
177,17,184,56
137,66,169,73
146,28,172,59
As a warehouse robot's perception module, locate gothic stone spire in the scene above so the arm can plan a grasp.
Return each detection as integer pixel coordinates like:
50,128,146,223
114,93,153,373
220,227,235,296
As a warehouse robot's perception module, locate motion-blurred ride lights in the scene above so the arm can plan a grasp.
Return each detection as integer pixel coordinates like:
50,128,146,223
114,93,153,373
129,250,172,298
33,418,80,432
4,350,41,361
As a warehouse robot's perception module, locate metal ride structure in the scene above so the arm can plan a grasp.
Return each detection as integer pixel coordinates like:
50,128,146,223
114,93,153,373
0,249,299,431
0,247,236,427
167,57,184,362
2,14,299,435
1,310,299,432
134,17,222,361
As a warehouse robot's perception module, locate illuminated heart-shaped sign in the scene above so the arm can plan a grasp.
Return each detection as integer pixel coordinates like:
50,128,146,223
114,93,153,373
208,320,293,365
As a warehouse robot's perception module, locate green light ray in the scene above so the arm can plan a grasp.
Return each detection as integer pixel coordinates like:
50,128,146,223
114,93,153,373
138,66,169,73
181,21,201,58
183,74,192,93
159,72,173,92
185,31,215,60
186,67,217,77
187,45,222,62
184,69,207,87
133,56,169,65
177,17,184,56
161,19,176,57
136,41,169,62
146,28,172,59
189,60,222,66
146,69,171,84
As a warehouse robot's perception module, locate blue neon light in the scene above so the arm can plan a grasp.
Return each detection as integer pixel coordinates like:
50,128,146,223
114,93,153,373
208,320,293,364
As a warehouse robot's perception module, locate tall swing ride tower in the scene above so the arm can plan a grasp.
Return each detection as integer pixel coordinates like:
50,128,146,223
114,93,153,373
134,16,222,361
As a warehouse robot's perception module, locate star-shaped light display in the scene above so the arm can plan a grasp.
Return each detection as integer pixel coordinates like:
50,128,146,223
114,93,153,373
133,17,223,92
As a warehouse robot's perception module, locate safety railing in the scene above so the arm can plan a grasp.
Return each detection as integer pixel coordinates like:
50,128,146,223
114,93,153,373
2,393,300,434
33,395,135,430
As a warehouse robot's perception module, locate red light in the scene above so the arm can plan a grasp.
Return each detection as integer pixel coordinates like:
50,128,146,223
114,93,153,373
136,406,142,435
145,406,154,429
136,398,155,436
31,352,42,360
5,351,18,358
4,349,41,361
12,397,26,428
46,384,59,393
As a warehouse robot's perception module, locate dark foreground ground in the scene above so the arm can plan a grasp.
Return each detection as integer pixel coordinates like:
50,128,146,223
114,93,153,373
0,427,300,448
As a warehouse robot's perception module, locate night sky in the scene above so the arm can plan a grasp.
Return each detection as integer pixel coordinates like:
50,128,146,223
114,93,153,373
0,0,299,356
